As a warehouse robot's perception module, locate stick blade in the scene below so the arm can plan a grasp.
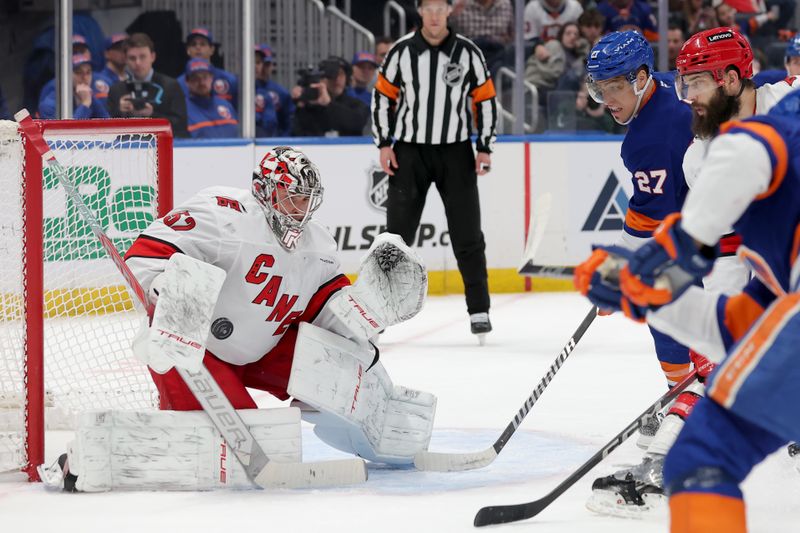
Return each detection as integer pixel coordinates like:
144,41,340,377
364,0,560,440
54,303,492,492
518,263,575,279
413,447,497,472
474,500,543,527
254,458,368,489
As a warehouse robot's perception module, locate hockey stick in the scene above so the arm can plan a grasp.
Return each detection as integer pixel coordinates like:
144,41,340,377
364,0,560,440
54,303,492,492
517,192,576,279
414,306,597,472
15,110,367,489
473,370,699,527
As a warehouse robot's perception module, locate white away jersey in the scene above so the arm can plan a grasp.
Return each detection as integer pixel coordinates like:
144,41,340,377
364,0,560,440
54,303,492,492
683,77,800,188
124,186,347,366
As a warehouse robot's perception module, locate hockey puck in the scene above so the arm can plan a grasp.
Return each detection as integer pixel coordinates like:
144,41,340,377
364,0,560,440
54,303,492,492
211,317,234,339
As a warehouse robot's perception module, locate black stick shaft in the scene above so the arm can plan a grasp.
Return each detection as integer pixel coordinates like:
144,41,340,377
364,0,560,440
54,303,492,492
492,307,597,454
475,370,699,527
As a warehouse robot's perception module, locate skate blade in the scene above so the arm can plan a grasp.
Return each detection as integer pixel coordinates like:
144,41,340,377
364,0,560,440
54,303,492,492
586,490,666,519
475,333,487,346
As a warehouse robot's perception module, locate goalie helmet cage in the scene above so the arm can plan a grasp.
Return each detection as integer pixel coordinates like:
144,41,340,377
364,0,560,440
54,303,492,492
0,118,173,481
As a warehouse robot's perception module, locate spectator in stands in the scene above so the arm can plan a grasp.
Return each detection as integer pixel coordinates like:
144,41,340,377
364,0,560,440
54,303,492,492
575,79,625,133
556,23,589,90
291,56,369,137
524,0,584,42
596,0,659,40
255,44,294,136
0,85,9,120
667,24,684,71
183,59,239,139
100,33,129,82
37,38,111,115
349,52,380,107
577,8,605,47
713,0,778,37
38,53,110,120
525,23,571,93
254,49,279,137
680,0,717,35
70,34,112,106
108,33,188,138
178,27,239,111
375,36,395,66
450,0,514,66
754,36,800,86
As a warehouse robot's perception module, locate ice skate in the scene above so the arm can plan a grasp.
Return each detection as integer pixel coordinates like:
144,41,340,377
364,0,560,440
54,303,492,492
586,454,666,517
470,312,492,346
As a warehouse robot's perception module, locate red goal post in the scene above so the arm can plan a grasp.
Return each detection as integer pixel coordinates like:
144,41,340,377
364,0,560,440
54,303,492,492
0,118,172,480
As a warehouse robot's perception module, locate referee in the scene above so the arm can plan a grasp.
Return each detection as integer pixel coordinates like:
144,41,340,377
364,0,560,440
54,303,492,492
372,0,498,342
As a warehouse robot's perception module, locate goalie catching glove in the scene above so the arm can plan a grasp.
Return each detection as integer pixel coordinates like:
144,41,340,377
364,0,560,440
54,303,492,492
620,213,717,309
327,232,427,340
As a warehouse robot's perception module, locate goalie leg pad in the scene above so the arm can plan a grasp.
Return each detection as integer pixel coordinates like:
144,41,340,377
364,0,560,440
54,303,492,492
61,407,301,492
288,323,436,464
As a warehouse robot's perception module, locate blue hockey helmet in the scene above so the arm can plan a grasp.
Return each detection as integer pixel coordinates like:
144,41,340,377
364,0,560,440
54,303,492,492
586,31,655,83
768,89,800,119
786,36,800,59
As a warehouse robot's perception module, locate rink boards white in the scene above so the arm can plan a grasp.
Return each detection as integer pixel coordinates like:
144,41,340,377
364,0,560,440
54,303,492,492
4,136,632,302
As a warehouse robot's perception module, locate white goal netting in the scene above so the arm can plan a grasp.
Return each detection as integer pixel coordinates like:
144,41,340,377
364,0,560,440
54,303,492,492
0,119,163,476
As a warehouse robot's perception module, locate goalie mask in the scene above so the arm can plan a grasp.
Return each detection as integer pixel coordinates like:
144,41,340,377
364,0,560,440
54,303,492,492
253,147,324,250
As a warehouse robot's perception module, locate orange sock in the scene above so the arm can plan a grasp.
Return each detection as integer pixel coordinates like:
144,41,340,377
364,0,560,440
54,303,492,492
670,492,746,533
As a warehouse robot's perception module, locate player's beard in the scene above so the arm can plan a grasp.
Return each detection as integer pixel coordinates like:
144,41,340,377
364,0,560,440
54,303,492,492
691,87,741,139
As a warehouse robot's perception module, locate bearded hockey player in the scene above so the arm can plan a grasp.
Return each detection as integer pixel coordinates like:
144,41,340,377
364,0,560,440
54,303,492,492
578,28,800,515
615,89,800,533
41,147,435,492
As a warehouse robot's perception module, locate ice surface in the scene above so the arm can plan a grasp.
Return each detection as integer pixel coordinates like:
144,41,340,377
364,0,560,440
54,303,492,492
1,293,797,532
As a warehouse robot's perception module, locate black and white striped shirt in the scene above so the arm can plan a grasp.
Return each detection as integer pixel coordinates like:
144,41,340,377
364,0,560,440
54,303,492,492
372,29,498,153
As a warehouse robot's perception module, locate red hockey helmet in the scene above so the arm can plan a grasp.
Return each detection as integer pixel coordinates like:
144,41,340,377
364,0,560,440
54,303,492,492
675,27,753,82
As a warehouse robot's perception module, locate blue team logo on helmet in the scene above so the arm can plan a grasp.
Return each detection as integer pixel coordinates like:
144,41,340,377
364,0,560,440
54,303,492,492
786,36,800,59
768,89,800,118
586,31,655,83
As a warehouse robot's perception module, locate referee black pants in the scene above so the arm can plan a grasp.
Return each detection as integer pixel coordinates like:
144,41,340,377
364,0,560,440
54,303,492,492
387,141,489,315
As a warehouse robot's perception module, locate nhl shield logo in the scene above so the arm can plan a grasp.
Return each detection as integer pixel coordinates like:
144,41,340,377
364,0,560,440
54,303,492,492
367,165,389,212
443,62,464,87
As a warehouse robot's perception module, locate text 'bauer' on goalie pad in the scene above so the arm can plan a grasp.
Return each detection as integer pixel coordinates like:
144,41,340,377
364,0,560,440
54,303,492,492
326,233,427,340
288,322,436,465
132,253,227,374
38,408,302,492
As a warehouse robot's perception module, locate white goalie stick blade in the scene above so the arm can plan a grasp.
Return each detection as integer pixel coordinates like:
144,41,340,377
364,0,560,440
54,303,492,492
256,458,369,489
518,192,552,272
517,193,576,279
415,307,597,473
414,447,497,472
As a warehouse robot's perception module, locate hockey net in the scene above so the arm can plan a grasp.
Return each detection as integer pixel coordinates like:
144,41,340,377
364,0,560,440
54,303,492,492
0,118,173,480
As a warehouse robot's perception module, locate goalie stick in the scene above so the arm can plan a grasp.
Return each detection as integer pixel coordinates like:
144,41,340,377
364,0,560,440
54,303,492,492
414,306,597,472
473,370,699,527
16,110,366,489
517,192,575,279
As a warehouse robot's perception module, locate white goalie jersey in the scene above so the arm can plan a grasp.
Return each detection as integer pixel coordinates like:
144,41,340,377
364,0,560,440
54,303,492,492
124,186,350,366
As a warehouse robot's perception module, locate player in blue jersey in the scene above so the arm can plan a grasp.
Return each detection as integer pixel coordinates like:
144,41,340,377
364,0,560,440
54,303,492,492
604,89,800,533
573,30,696,514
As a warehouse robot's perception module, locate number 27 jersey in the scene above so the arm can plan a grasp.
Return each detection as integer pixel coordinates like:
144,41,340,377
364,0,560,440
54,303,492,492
620,80,694,243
